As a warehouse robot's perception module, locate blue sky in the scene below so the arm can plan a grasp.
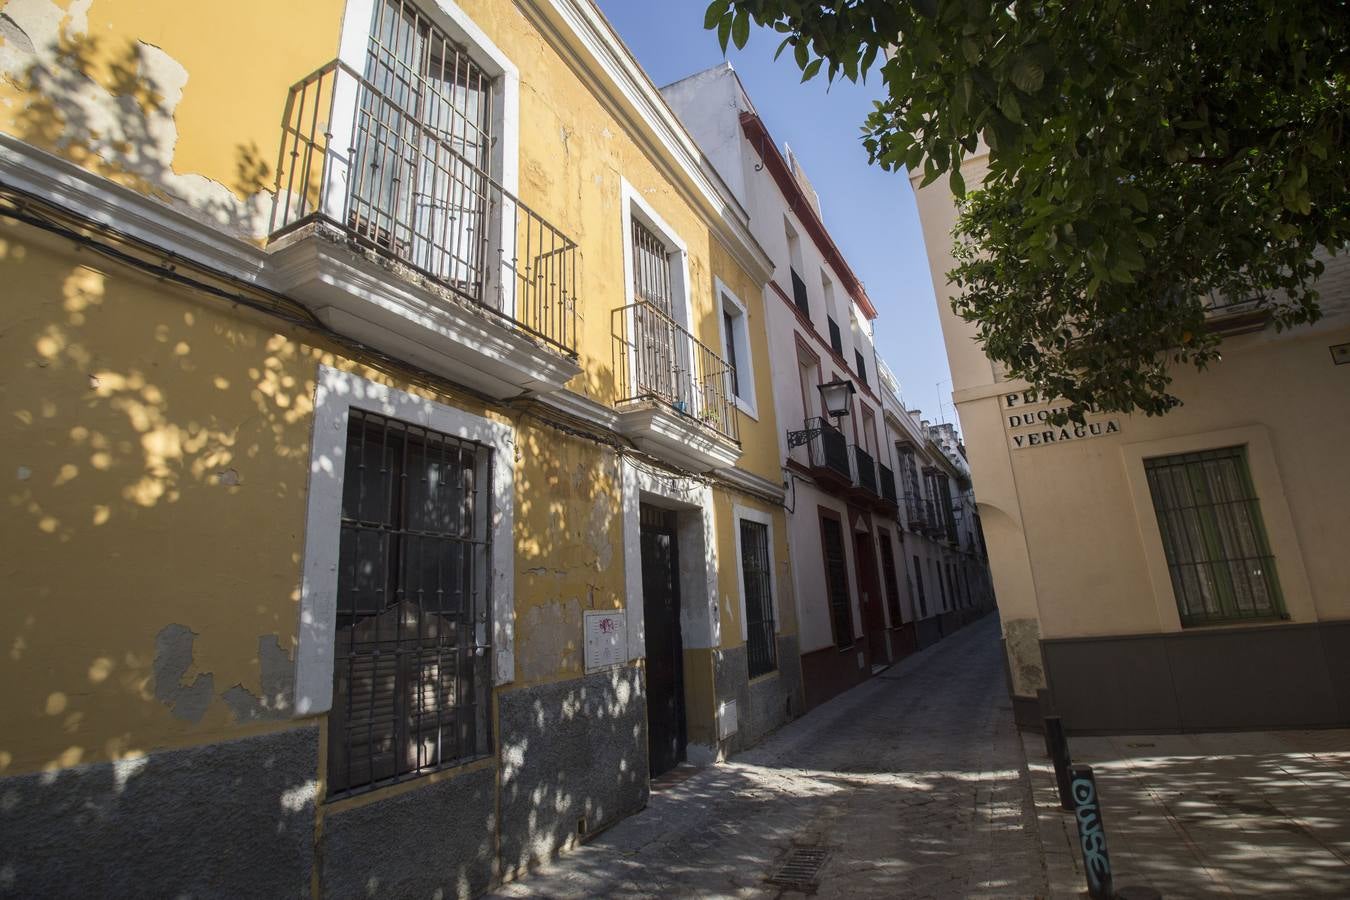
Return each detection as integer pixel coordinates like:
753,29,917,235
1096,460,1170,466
595,0,957,426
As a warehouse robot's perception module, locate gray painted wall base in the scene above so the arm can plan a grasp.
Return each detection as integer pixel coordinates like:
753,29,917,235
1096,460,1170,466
496,663,648,876
0,726,318,900
713,636,803,754
1043,619,1350,733
320,765,496,899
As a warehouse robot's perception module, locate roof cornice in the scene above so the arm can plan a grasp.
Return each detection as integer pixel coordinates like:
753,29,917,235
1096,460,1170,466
521,0,774,284
739,110,878,320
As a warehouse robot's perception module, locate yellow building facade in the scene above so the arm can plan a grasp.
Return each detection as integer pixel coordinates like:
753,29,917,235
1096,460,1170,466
913,149,1350,735
0,0,803,894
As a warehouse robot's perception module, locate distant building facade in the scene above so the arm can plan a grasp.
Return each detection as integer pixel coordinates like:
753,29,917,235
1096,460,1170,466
663,63,995,711
913,148,1350,733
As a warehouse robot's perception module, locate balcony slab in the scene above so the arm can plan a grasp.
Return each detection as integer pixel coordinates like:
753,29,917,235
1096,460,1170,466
268,224,580,399
616,402,741,472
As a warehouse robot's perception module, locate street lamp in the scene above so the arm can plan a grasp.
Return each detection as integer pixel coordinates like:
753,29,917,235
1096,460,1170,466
787,377,856,447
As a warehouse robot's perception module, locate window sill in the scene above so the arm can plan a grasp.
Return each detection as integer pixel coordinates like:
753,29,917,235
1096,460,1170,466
323,752,495,815
1178,613,1291,631
748,669,779,687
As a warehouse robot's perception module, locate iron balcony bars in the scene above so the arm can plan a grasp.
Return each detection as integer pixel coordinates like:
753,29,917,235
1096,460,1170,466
801,417,851,482
613,300,740,444
269,60,578,356
853,445,878,497
878,463,899,506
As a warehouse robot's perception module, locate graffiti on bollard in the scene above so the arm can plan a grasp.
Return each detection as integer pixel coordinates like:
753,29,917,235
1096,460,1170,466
1070,765,1113,900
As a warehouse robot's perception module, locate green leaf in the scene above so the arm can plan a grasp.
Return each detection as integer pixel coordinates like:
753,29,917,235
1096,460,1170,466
731,10,750,50
1010,58,1044,94
794,39,808,69
716,13,732,52
950,167,966,198
703,0,728,30
801,58,823,82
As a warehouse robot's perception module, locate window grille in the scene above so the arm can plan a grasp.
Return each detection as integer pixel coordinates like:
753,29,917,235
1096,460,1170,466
723,309,740,399
1144,446,1284,626
329,409,493,797
790,267,810,315
632,218,674,314
854,349,867,387
821,517,853,648
740,520,777,677
879,534,903,625
351,0,495,285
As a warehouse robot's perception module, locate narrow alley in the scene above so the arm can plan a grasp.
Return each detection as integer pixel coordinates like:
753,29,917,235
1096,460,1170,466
492,615,1046,898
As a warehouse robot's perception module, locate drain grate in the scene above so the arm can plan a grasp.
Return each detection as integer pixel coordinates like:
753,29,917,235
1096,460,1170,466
766,847,830,888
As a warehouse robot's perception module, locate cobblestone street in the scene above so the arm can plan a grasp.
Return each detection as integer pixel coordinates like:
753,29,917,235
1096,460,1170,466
493,614,1045,898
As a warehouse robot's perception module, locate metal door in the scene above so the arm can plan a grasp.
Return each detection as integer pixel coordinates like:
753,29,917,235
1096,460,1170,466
640,505,685,778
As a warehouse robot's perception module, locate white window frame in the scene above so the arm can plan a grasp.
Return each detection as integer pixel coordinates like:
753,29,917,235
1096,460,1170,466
620,178,692,328
293,364,516,717
732,504,780,645
714,276,758,420
326,0,521,313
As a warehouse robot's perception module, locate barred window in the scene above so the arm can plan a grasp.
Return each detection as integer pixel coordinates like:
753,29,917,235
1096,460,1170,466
820,515,853,649
912,555,928,618
740,520,776,677
879,534,903,626
1144,446,1284,627
329,409,493,797
632,218,675,313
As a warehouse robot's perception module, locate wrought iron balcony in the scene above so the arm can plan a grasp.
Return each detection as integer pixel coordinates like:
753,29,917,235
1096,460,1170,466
853,445,878,496
613,300,739,445
802,417,851,484
268,60,578,357
878,463,899,507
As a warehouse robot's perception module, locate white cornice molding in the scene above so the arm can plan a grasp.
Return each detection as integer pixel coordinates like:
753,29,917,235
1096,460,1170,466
712,465,785,503
522,0,774,285
0,134,271,287
534,387,622,431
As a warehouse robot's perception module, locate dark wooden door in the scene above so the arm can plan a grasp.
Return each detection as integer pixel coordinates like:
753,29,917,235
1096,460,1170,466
855,531,887,667
641,507,685,778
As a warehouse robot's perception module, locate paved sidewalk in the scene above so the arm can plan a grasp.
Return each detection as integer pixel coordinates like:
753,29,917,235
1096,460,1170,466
1025,729,1350,897
492,614,1046,898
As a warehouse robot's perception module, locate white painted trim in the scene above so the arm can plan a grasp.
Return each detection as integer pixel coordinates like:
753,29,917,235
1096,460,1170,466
534,387,621,431
714,275,758,421
731,504,779,642
519,0,773,285
620,177,692,329
0,136,270,285
294,365,517,717
622,459,719,663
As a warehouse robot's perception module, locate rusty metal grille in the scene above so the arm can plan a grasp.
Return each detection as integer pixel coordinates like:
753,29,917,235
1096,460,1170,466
1144,446,1284,626
740,520,776,677
329,408,493,797
767,847,830,888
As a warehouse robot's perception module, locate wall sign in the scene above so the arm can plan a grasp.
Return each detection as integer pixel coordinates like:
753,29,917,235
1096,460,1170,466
1001,389,1121,450
584,610,627,673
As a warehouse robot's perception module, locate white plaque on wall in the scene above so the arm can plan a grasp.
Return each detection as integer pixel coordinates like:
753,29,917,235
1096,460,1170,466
584,610,627,673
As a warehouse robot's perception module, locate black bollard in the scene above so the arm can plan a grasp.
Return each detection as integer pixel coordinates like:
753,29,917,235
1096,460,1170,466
1070,765,1114,900
1043,715,1073,810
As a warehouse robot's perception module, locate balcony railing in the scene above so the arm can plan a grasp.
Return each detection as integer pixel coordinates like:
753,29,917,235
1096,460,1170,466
904,493,934,535
878,463,899,507
268,60,578,355
613,301,739,443
853,446,878,496
803,417,851,482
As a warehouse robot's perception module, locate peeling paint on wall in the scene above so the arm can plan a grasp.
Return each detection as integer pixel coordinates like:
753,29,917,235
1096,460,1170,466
0,0,269,236
151,623,213,722
221,635,295,722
